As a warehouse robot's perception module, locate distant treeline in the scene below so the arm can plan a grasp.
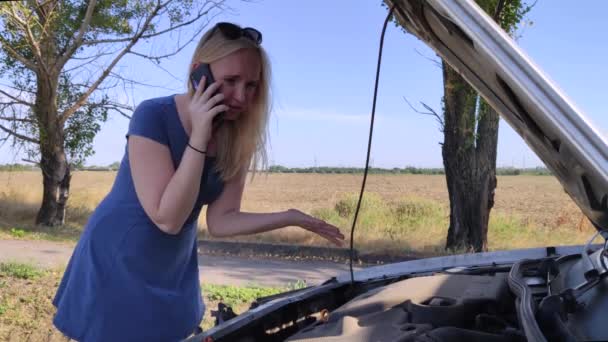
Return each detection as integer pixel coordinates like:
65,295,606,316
0,163,552,176
0,162,120,172
0,163,38,171
267,165,552,176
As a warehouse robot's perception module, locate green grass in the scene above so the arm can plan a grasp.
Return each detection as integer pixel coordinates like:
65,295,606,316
0,264,68,340
0,262,310,340
203,284,282,307
312,192,593,254
9,228,26,238
200,281,308,331
312,193,448,253
202,281,307,308
314,193,446,235
0,223,81,243
0,262,44,280
486,213,592,250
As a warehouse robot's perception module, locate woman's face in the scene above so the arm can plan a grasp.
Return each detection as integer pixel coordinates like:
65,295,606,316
208,48,261,121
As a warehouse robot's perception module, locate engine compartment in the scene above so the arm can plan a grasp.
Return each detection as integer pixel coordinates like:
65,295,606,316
509,248,608,342
287,273,525,341
187,246,608,342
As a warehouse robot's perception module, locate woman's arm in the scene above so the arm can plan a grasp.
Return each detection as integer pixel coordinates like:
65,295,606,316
129,136,207,235
130,79,228,235
206,168,345,246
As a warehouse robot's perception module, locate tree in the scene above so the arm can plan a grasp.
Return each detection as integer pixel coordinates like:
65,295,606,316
108,161,121,171
440,0,533,252
0,0,234,226
387,0,533,252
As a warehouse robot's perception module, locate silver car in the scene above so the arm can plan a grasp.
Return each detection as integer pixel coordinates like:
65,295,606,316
186,0,608,341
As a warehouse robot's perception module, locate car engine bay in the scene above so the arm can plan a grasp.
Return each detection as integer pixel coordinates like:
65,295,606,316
287,272,524,341
186,240,607,342
283,240,608,342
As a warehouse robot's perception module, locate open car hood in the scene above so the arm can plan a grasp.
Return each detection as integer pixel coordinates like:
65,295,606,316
384,0,608,231
185,5,608,340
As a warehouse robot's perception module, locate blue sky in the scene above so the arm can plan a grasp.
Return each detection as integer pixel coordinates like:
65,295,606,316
1,0,607,168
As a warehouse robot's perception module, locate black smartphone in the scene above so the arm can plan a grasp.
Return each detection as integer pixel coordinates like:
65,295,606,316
189,63,225,124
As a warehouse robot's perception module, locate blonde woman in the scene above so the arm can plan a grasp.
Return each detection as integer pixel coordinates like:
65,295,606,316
52,22,344,341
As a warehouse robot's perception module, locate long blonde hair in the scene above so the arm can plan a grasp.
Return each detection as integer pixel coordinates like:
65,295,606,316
187,23,271,181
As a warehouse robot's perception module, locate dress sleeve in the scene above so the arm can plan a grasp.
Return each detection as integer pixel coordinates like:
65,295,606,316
126,99,169,146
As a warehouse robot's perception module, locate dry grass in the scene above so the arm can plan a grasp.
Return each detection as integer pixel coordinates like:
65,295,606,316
0,172,598,339
0,262,291,340
0,171,597,254
0,263,65,342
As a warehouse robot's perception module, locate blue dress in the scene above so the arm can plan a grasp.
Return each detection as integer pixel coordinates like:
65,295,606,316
52,95,224,341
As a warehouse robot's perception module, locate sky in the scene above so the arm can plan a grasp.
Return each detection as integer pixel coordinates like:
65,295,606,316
1,0,607,168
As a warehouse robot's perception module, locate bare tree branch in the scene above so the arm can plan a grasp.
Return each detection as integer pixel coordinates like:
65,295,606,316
56,0,97,69
59,0,221,123
29,0,60,33
0,115,35,123
141,57,184,83
58,1,170,124
0,101,22,107
21,158,39,165
82,99,134,120
24,27,44,70
403,96,444,130
130,37,193,61
413,48,441,68
0,35,38,71
106,103,134,119
107,101,133,110
0,88,34,107
82,1,222,46
63,49,118,73
0,83,35,94
0,123,39,143
0,97,34,129
0,3,40,70
128,14,215,63
69,49,116,60
87,99,134,113
6,2,28,25
108,71,180,91
420,102,444,124
70,81,117,92
9,3,47,74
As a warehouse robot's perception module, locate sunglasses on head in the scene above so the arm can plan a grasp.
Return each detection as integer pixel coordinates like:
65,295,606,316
213,22,262,45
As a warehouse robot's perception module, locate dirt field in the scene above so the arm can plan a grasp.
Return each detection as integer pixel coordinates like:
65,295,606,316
0,171,599,340
0,171,595,253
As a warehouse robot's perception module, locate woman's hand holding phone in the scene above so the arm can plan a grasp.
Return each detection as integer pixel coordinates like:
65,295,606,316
186,75,228,150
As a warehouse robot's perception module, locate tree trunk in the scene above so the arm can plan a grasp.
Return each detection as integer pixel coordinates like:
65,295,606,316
34,5,72,227
35,98,69,226
34,70,69,226
442,63,499,252
56,164,72,224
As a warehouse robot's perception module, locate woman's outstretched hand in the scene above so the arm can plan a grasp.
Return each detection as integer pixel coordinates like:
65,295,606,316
287,209,345,247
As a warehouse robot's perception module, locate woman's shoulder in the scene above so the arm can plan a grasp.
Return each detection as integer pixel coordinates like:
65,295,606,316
131,95,178,123
135,94,176,112
127,95,177,143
